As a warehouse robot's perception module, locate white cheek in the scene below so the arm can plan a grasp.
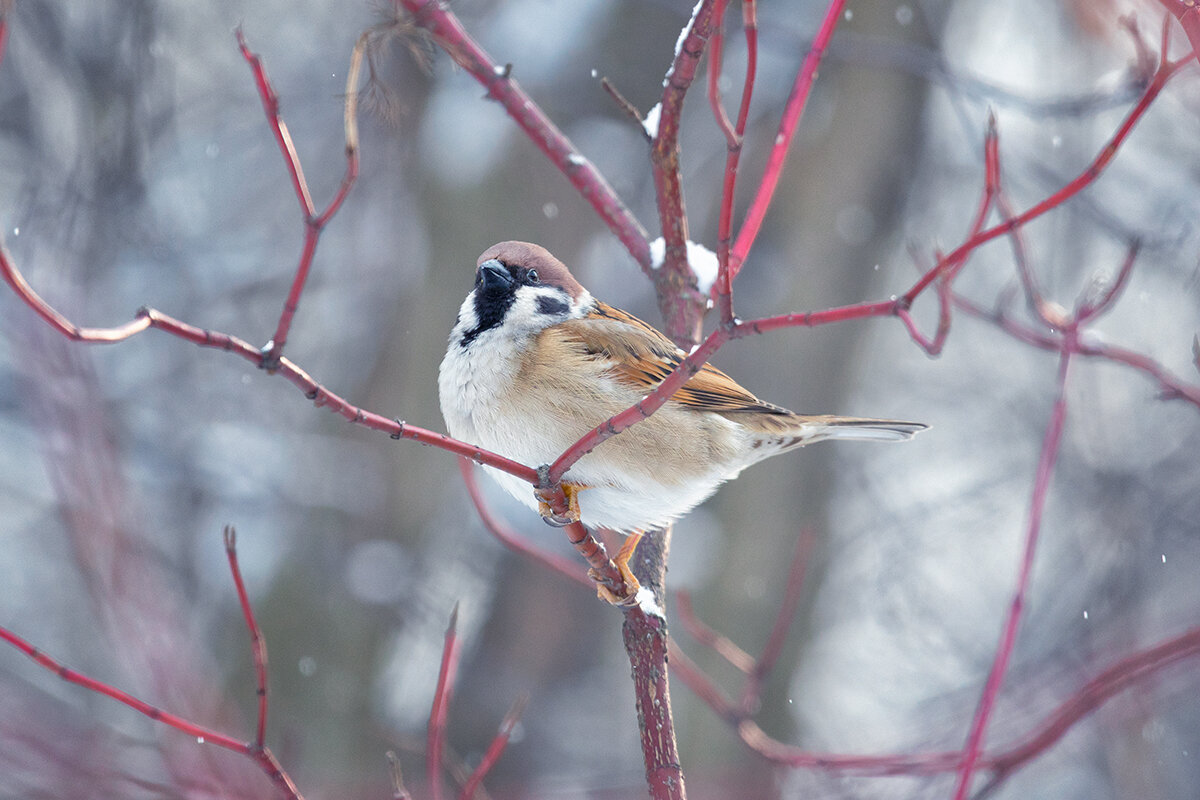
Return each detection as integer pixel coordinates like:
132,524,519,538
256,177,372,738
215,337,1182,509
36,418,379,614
451,293,479,339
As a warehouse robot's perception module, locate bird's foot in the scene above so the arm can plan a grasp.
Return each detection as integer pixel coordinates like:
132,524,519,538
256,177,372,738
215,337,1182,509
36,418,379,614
536,481,582,527
590,530,643,606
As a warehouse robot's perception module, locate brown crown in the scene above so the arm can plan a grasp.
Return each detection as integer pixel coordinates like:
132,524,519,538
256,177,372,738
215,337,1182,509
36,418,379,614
478,241,586,301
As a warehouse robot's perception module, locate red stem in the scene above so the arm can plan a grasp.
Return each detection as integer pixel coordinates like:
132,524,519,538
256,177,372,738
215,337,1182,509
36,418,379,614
675,590,756,673
899,118,997,352
0,623,303,799
0,238,541,483
952,350,1072,798
0,11,9,69
236,29,360,367
988,624,1200,773
224,526,270,749
904,51,1190,305
395,0,651,272
651,0,721,344
951,293,1200,408
712,0,759,323
428,605,462,800
739,527,813,713
458,458,590,587
729,0,846,279
548,325,731,483
237,28,315,217
457,693,529,800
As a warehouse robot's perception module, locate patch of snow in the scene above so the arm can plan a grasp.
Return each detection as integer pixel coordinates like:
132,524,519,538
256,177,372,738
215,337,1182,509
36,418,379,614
685,240,719,294
663,0,705,87
642,102,662,139
635,586,665,618
649,236,666,269
645,236,720,294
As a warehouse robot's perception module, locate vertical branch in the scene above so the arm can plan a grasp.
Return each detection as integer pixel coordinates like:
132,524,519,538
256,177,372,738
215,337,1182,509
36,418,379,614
428,604,462,800
621,527,686,800
952,351,1072,798
729,0,847,279
236,28,362,368
710,0,758,324
224,526,270,749
738,527,813,713
651,0,721,345
457,693,529,800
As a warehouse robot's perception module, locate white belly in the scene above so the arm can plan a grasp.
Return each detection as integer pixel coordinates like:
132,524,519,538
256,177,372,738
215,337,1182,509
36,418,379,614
439,328,738,532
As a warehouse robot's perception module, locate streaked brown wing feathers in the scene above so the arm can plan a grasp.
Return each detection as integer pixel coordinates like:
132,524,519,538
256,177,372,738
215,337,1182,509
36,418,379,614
560,301,792,416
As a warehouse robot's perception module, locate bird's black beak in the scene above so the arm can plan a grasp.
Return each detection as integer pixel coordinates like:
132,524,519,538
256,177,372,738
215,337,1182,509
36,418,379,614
477,259,514,292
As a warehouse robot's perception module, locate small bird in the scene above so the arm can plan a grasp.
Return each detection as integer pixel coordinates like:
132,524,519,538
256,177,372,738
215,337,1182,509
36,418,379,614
439,241,925,603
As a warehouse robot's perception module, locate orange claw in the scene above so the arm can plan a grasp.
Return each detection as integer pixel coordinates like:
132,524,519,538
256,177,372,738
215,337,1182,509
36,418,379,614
591,530,643,606
536,482,583,527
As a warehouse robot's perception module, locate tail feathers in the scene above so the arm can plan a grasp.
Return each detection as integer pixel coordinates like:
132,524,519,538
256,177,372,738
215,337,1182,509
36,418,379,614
744,414,927,452
811,417,928,443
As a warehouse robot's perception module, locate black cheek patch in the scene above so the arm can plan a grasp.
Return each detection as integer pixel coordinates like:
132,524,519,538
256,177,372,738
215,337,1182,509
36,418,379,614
461,287,516,348
536,295,570,317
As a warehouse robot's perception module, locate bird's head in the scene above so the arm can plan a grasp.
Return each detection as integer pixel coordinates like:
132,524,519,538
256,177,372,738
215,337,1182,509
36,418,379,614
452,241,592,349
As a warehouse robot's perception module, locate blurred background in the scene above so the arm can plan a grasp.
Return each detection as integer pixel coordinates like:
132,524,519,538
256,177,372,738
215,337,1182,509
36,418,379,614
1,0,1199,797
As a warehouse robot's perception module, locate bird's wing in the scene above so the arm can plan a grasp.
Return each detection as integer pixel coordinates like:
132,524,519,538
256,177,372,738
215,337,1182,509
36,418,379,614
558,301,793,416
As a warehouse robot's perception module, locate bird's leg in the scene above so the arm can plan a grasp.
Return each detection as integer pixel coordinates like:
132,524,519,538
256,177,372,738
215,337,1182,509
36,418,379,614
535,481,582,527
591,530,643,606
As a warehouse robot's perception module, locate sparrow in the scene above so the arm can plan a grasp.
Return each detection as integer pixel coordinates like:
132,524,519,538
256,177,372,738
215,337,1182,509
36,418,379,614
439,241,925,603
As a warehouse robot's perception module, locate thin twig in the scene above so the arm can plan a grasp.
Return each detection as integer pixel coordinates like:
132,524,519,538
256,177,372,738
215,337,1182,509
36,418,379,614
739,527,813,713
428,604,462,800
458,693,529,800
651,0,721,345
224,526,270,749
458,458,589,587
729,0,846,279
951,350,1072,798
675,591,756,673
395,0,651,272
235,29,361,368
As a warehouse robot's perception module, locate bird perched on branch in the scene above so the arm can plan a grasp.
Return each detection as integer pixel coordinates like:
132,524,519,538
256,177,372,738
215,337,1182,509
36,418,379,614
439,241,925,604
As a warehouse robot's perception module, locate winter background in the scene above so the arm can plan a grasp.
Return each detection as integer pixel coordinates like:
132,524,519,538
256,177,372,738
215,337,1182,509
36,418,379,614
1,1,1198,797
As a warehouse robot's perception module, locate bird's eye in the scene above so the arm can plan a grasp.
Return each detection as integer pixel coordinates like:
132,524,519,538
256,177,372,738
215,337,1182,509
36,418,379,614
526,269,540,285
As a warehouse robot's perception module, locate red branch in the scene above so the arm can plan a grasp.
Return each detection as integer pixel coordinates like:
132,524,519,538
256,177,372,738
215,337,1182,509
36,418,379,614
952,351,1072,798
428,605,462,800
0,9,9,70
904,34,1190,304
235,29,360,368
394,0,651,273
1158,0,1200,62
728,0,846,280
547,39,1195,483
457,693,529,800
672,622,1200,777
225,526,270,749
675,591,755,673
459,458,590,587
0,249,543,483
650,0,721,345
0,536,304,800
672,526,813,716
709,0,758,323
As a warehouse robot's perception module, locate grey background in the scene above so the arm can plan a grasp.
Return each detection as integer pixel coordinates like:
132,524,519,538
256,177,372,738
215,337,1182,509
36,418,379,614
1,1,1198,797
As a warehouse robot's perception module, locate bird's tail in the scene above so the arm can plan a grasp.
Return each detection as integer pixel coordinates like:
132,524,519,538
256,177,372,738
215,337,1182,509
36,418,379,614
800,415,928,443
740,413,927,458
